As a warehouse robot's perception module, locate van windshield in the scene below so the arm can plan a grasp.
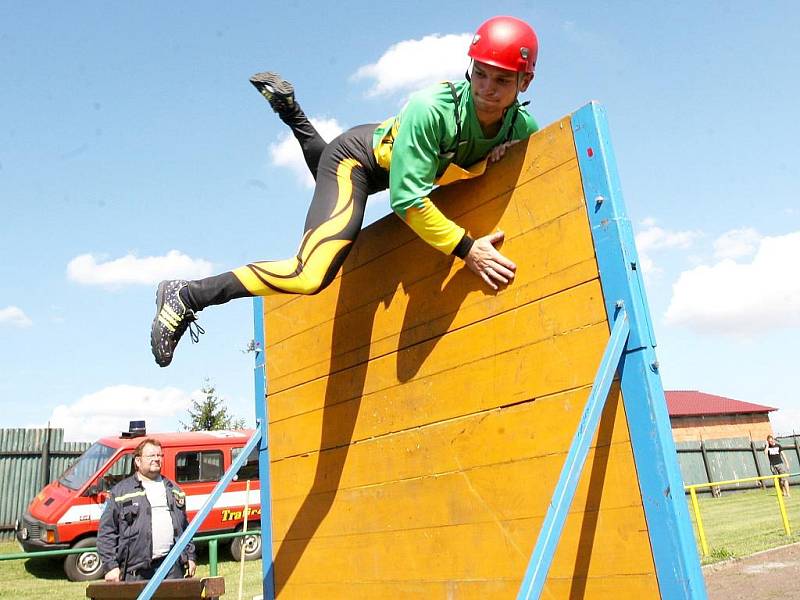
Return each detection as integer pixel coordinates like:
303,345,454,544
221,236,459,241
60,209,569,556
58,443,116,490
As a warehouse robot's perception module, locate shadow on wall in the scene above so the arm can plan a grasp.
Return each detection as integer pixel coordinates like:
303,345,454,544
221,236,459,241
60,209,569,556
269,149,525,594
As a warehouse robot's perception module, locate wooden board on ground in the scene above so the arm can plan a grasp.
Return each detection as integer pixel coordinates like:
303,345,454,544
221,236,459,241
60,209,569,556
85,576,224,599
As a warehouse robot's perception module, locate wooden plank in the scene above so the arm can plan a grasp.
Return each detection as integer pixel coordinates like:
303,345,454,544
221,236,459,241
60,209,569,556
268,505,653,586
277,574,659,600
85,577,224,599
269,441,642,542
262,157,587,364
269,386,629,500
267,275,606,420
267,321,610,464
264,198,595,395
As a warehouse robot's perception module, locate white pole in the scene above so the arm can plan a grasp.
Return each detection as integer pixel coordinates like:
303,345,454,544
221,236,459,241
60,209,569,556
238,479,251,600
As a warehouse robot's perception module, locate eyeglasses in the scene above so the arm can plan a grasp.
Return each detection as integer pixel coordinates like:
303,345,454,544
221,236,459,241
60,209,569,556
140,454,163,461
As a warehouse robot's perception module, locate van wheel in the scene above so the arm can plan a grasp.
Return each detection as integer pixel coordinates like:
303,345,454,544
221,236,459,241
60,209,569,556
64,537,103,581
230,524,261,561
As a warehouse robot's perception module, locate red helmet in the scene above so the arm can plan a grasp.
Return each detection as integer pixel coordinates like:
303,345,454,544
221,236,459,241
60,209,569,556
468,16,538,74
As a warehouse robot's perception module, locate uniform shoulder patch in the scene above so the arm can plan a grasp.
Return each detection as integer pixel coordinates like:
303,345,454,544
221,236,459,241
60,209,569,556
171,489,186,508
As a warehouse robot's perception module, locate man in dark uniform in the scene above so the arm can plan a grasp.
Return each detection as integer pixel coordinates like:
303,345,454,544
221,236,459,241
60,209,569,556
97,438,197,581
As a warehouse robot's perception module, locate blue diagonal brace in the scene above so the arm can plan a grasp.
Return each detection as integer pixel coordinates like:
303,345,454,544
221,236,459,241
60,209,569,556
137,425,263,600
517,306,630,600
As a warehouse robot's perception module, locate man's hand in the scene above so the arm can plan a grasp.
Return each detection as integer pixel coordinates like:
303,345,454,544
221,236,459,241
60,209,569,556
104,567,121,582
464,231,516,290
487,140,520,164
186,560,197,578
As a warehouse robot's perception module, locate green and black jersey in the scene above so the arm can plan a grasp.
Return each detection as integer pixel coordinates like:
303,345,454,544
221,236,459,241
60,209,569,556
373,80,538,254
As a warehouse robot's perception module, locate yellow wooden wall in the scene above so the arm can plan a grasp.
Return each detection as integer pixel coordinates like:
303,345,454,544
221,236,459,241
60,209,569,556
261,115,660,598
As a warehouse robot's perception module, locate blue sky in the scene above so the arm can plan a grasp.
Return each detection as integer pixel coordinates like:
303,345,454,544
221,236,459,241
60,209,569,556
1,2,798,441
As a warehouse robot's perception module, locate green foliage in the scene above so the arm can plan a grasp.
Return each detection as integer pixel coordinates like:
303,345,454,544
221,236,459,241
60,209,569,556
709,547,735,561
182,379,246,432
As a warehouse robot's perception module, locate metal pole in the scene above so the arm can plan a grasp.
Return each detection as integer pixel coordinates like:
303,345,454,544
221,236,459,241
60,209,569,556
208,539,218,577
699,440,715,496
238,479,251,600
41,426,52,489
774,476,792,535
688,487,709,557
253,296,276,600
751,441,763,488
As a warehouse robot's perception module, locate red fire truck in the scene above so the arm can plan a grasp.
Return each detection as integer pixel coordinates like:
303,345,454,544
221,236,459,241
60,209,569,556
15,424,262,581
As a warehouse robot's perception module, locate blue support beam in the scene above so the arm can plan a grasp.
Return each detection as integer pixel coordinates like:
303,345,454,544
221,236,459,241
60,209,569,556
137,427,262,600
252,296,275,600
517,307,630,600
572,101,707,599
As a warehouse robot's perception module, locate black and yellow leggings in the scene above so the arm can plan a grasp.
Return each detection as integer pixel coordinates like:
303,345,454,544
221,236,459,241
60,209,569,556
184,117,388,311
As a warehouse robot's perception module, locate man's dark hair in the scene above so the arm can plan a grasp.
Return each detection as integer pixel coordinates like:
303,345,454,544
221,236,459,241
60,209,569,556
134,438,163,457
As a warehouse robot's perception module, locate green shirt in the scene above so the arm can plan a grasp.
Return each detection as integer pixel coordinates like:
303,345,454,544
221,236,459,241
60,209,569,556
373,80,539,218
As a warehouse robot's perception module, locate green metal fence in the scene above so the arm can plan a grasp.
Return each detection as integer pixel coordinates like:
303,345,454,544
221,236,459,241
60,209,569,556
0,428,90,539
676,435,800,493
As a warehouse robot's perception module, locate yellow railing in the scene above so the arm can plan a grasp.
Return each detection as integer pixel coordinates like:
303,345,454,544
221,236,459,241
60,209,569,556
685,473,794,556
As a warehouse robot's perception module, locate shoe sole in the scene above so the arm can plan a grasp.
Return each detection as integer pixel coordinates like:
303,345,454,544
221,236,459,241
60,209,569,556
249,71,294,98
151,281,171,367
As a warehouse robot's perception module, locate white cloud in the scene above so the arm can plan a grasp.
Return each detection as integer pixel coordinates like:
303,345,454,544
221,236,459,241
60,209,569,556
0,305,32,327
49,385,195,443
770,407,800,437
67,250,213,287
665,231,800,335
634,218,702,273
269,117,344,188
713,227,760,259
352,33,472,97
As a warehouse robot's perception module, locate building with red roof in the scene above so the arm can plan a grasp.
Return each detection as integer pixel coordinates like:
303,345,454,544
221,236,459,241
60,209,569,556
665,390,777,442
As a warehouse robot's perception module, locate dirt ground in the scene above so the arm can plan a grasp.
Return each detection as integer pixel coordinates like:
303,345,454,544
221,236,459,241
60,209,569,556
704,543,800,600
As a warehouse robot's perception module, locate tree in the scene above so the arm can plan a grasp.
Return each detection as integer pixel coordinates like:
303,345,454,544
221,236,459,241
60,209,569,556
182,379,247,431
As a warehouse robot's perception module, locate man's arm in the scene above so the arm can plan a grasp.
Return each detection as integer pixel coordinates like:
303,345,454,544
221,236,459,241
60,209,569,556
96,494,120,580
173,487,196,576
389,93,516,288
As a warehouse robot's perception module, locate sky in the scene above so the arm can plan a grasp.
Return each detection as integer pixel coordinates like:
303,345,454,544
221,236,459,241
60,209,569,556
1,1,799,442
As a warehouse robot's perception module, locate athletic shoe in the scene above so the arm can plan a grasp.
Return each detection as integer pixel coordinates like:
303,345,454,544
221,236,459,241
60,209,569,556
249,71,295,114
150,280,204,367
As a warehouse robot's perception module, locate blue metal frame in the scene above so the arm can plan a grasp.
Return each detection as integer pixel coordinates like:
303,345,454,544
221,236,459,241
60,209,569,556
517,307,630,600
138,427,262,600
571,102,707,599
252,296,276,600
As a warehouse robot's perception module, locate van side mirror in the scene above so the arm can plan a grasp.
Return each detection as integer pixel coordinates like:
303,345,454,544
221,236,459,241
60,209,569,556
84,479,108,497
84,484,100,497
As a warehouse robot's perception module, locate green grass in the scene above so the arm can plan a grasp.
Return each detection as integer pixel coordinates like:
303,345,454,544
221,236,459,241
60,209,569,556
0,540,268,600
687,486,800,564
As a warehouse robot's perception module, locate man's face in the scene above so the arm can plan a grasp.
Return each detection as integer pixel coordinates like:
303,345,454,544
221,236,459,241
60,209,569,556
135,443,163,478
470,61,533,123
